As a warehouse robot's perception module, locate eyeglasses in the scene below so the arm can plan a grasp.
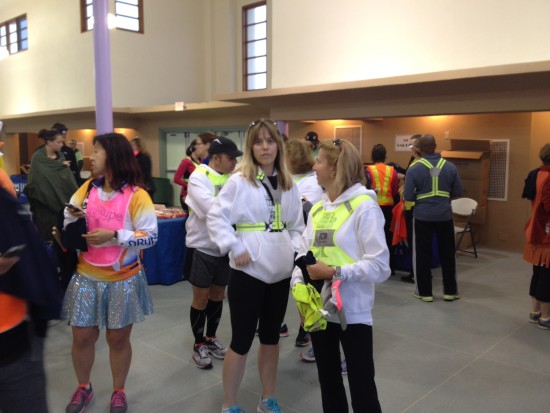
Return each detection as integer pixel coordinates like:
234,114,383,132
249,119,277,129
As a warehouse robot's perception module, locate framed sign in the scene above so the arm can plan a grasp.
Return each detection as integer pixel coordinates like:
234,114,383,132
395,134,417,152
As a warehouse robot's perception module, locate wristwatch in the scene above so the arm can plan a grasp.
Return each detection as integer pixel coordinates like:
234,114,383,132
332,266,342,279
113,230,119,242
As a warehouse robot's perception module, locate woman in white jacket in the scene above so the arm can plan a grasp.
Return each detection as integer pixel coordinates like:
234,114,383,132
291,139,390,413
207,119,304,413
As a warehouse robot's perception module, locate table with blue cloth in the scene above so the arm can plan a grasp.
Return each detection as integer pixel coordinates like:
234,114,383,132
142,217,187,285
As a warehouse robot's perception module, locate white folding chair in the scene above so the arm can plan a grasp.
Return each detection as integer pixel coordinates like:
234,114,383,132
451,197,478,258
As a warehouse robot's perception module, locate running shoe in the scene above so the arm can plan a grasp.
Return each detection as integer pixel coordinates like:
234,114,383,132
193,343,213,369
538,318,550,330
206,337,228,360
412,291,434,302
257,396,283,413
222,405,248,413
66,384,94,413
300,346,315,362
529,311,541,323
443,293,461,302
110,391,127,413
295,325,310,347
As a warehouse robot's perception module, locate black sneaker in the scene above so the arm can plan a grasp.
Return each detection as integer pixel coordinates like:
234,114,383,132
295,325,310,347
279,323,289,337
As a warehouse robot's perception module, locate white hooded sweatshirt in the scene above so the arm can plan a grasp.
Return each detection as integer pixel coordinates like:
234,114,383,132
291,183,390,325
207,170,305,284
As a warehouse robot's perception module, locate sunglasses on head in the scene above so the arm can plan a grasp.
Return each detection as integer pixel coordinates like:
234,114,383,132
249,119,277,129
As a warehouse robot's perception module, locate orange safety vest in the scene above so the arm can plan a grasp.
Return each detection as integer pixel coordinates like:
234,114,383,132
368,164,395,206
0,293,27,333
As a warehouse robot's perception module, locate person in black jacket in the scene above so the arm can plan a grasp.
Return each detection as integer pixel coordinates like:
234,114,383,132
51,122,81,185
0,187,63,413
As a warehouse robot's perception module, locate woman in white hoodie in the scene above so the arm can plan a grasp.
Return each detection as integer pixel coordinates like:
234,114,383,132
207,119,304,413
291,139,390,413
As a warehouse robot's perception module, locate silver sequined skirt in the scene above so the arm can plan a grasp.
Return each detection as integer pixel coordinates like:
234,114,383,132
62,270,154,329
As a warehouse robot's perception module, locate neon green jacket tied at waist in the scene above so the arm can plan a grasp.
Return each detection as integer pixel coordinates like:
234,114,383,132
291,283,328,332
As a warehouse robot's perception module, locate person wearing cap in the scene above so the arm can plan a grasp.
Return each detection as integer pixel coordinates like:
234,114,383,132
305,131,320,159
51,122,80,185
207,119,304,413
185,137,242,370
404,134,463,302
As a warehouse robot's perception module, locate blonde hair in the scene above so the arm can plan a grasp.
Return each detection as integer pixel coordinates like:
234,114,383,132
318,139,366,196
239,119,293,191
285,139,315,175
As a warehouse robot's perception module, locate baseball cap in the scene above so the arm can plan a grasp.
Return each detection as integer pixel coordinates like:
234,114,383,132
208,136,243,158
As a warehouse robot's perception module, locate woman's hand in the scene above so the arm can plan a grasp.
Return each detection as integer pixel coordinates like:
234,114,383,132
307,261,336,281
82,229,116,246
66,207,86,219
62,160,71,168
234,251,251,267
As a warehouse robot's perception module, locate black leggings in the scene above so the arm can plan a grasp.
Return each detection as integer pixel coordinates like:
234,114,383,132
311,323,381,413
227,269,290,355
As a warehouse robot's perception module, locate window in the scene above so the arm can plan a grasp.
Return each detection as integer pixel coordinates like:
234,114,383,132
0,15,28,56
115,0,143,32
243,2,267,90
80,0,143,33
81,0,94,32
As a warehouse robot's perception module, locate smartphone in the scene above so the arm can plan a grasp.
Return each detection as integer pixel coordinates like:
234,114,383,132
65,203,84,213
1,244,26,258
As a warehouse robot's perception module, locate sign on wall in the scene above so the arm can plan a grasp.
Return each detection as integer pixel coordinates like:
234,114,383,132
395,134,417,152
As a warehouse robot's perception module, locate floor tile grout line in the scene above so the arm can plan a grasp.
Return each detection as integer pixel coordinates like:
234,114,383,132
400,322,526,413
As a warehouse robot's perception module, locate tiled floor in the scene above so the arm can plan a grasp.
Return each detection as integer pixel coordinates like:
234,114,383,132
44,249,550,412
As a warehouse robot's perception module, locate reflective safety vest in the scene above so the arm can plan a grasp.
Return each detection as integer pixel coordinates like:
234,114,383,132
234,171,287,233
194,165,229,196
412,158,450,200
368,164,394,206
188,165,229,214
309,194,371,265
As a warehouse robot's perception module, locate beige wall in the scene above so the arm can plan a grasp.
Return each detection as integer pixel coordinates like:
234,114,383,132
271,0,550,88
289,113,538,252
0,0,95,116
4,0,550,117
0,0,241,116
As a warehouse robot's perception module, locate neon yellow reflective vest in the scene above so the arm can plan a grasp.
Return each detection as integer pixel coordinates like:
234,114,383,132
368,164,394,206
194,165,229,196
411,158,450,200
188,166,229,214
309,194,371,266
235,171,286,232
